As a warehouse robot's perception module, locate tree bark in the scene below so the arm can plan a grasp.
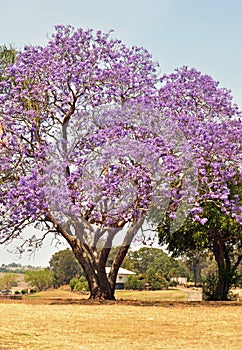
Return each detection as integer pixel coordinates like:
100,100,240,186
213,238,232,300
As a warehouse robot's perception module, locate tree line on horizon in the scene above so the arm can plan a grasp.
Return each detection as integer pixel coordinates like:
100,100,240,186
1,248,241,299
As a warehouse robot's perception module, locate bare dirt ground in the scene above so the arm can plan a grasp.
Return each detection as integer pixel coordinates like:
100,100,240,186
177,287,202,301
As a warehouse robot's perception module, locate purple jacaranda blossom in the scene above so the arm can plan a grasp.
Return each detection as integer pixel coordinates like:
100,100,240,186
0,29,171,289
157,66,242,225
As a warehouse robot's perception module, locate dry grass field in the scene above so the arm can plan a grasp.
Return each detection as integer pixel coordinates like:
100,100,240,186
0,289,241,350
115,289,188,301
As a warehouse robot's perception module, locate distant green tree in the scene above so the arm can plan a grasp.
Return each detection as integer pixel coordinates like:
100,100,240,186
128,247,189,279
125,247,189,289
49,248,82,287
0,273,17,289
24,269,54,291
173,250,210,287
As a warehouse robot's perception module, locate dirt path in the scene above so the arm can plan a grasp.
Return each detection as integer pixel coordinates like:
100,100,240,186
178,287,202,301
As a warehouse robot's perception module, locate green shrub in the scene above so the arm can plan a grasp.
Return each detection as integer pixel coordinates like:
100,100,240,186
146,268,169,290
202,273,220,301
69,276,89,292
70,277,79,291
125,275,146,290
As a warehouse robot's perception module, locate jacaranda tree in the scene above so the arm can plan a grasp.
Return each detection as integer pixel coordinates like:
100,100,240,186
0,26,241,300
0,25,193,299
157,67,242,300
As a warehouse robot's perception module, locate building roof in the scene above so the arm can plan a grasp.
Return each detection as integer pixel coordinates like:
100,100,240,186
105,267,136,275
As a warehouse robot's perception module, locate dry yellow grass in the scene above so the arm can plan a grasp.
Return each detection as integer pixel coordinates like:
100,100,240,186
0,290,241,350
24,288,187,303
115,289,188,301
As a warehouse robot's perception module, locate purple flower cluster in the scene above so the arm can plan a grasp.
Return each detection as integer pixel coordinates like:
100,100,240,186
157,66,242,224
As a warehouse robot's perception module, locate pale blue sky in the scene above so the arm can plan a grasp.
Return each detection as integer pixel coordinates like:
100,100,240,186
1,0,242,265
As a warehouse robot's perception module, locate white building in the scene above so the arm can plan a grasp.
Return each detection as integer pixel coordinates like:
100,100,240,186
105,267,136,290
170,277,187,285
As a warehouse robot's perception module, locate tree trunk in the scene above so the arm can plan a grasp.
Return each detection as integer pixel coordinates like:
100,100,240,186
193,260,197,287
83,268,114,300
213,239,231,300
71,241,116,300
216,267,230,301
73,218,143,299
46,213,143,300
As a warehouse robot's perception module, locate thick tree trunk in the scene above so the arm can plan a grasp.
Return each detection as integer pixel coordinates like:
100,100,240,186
216,263,231,300
71,241,116,300
88,275,115,300
213,239,231,300
46,213,143,300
